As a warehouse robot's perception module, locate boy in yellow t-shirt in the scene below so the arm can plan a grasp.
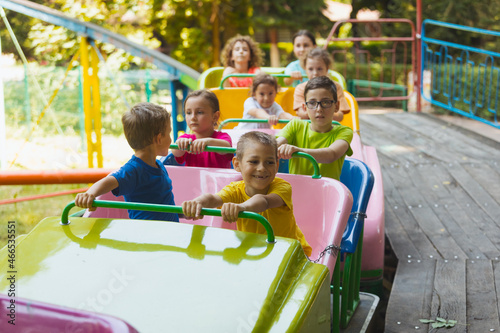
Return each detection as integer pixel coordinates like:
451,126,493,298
182,131,312,256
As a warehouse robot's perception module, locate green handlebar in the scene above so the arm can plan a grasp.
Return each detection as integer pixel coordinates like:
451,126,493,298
219,73,306,89
169,144,235,155
169,144,321,179
61,200,275,243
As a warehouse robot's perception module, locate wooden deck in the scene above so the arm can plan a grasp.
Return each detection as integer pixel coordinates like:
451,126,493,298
359,112,500,332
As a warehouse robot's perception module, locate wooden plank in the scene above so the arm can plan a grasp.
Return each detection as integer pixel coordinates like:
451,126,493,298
462,162,500,205
415,163,499,259
384,202,420,260
387,162,467,259
385,260,435,332
385,113,499,161
466,260,500,331
492,260,500,326
380,166,439,259
447,162,500,224
360,114,448,165
429,260,466,333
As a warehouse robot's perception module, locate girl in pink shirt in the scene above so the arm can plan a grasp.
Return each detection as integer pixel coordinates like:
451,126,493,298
171,90,233,168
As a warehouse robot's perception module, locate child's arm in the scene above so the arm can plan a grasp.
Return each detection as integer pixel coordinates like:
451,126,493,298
278,112,298,120
75,176,119,211
222,67,237,88
189,138,232,154
284,72,303,86
171,137,191,157
182,194,223,220
221,193,284,222
248,108,279,126
277,139,350,164
333,111,344,122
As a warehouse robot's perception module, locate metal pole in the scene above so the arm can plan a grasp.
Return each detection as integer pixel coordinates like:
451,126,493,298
416,0,422,112
23,63,31,125
0,35,6,169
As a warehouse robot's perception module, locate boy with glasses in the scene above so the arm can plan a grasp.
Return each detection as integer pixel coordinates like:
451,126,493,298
277,76,353,180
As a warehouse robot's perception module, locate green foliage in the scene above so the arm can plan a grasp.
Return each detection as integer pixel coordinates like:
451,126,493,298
4,64,172,137
0,184,84,250
251,0,330,32
419,317,458,329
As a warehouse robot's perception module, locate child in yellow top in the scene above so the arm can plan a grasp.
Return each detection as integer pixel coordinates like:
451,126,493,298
182,131,312,256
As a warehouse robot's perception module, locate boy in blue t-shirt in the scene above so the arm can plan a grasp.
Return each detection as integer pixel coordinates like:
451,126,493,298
75,102,179,222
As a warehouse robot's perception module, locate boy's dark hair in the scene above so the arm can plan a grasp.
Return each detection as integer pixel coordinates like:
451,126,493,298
236,131,278,160
304,76,338,104
122,102,171,150
183,89,220,113
250,73,278,96
292,30,317,47
300,48,332,70
221,35,263,69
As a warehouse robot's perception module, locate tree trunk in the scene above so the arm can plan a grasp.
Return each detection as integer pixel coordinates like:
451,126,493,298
211,0,221,67
269,28,280,67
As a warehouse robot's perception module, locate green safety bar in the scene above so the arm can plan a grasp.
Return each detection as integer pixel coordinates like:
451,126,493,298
219,73,304,89
61,200,275,243
218,118,341,130
169,144,322,179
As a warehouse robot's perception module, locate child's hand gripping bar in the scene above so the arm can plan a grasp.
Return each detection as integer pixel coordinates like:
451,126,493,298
61,200,276,243
219,73,306,89
169,144,322,179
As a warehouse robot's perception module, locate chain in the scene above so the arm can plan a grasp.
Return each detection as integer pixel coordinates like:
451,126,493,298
309,244,341,263
350,211,367,219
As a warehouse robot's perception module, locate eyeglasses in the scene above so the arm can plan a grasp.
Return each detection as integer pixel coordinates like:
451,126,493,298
305,100,336,109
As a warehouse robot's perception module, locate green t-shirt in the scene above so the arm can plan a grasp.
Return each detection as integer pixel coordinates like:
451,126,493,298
278,119,353,180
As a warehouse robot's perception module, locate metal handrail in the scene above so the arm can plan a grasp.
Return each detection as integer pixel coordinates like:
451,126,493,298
219,73,304,89
169,144,322,179
61,200,275,243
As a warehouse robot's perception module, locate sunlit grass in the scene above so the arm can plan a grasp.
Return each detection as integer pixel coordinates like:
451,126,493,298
0,184,87,249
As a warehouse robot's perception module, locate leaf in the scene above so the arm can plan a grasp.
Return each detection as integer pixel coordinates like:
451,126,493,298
419,319,436,323
448,320,458,325
432,322,446,328
436,317,447,322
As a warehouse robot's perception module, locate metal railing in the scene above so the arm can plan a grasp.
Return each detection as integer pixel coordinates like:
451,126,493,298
421,19,500,128
324,19,416,104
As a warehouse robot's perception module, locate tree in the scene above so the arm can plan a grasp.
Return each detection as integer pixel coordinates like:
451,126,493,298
251,0,330,66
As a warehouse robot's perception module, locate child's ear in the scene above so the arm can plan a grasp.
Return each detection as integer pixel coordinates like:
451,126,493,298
301,103,307,113
233,156,240,171
213,111,220,125
275,159,279,174
154,133,162,144
335,100,340,111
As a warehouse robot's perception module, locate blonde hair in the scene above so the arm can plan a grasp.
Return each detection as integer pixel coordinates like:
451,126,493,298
236,131,277,160
301,48,332,70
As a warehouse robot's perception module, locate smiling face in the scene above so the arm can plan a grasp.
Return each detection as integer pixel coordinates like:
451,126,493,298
231,41,251,66
293,35,315,60
305,57,329,80
184,95,219,138
304,88,340,133
233,142,278,196
254,83,277,109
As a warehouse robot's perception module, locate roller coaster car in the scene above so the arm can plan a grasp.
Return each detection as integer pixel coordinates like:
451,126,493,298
0,166,354,332
202,66,385,295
